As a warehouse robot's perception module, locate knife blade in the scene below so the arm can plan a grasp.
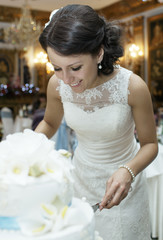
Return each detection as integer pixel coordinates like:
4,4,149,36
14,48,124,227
92,202,100,212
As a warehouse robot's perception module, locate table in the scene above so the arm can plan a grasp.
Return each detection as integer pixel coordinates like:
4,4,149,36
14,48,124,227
13,116,32,133
145,143,163,239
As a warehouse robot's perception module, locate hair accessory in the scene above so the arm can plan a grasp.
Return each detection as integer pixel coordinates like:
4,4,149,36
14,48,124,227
45,9,61,28
119,165,135,183
98,63,102,70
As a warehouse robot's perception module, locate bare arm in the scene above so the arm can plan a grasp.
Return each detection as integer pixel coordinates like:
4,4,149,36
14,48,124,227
35,74,64,138
100,73,158,210
125,73,158,175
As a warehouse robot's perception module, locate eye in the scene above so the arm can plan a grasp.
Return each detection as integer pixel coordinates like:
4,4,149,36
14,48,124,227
71,65,82,71
54,67,61,72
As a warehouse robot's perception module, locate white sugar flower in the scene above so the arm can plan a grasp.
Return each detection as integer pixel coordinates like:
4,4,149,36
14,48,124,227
54,206,88,231
52,205,69,232
58,149,72,159
6,130,54,167
0,129,73,184
4,159,29,185
41,203,58,221
44,150,74,182
45,157,64,182
18,215,53,236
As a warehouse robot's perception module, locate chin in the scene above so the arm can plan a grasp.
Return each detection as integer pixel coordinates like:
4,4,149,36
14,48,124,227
71,87,85,93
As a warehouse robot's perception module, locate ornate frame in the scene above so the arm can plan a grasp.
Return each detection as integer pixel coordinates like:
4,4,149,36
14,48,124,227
148,13,163,104
0,50,15,85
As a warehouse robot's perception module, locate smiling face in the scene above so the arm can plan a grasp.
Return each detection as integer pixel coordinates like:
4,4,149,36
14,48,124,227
47,47,104,93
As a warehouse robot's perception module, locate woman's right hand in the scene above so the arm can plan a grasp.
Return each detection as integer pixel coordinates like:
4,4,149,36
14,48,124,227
99,167,132,210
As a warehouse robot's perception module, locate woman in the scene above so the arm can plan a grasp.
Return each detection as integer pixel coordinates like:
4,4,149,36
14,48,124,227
35,4,158,240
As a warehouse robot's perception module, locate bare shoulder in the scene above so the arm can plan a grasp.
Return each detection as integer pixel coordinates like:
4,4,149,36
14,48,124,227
47,74,61,100
48,74,60,90
128,73,152,107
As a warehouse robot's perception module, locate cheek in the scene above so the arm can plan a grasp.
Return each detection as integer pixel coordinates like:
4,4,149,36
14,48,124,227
55,71,62,79
81,65,96,78
87,65,98,79
73,70,86,79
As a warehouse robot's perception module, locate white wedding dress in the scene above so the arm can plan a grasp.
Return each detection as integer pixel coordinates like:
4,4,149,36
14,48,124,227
58,66,151,240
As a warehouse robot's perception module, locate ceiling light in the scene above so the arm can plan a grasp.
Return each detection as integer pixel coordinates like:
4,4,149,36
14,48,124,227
4,0,42,49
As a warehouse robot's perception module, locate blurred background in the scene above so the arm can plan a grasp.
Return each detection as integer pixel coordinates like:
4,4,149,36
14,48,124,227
0,0,163,142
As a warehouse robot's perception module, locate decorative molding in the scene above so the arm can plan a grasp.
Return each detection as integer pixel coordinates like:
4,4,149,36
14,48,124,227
0,5,50,26
1,1,162,24
97,0,163,20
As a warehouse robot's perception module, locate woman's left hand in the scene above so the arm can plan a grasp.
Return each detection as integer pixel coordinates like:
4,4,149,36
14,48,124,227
99,167,133,210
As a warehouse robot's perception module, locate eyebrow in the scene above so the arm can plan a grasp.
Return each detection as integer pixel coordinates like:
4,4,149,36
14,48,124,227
52,61,82,68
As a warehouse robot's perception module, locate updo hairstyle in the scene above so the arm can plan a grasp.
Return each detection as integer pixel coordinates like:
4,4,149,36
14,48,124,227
39,4,124,75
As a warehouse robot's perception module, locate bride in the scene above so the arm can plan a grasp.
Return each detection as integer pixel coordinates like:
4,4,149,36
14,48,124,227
35,4,158,240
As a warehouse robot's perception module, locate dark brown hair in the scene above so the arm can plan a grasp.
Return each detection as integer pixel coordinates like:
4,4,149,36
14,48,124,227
39,4,124,75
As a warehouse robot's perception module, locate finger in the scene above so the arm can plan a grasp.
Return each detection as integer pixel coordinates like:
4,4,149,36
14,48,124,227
105,187,128,209
113,184,126,202
104,195,122,209
99,196,112,210
100,182,120,209
105,178,112,193
100,179,113,207
100,190,115,209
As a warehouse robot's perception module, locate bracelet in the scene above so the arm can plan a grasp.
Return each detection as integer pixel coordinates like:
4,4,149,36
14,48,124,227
119,165,135,183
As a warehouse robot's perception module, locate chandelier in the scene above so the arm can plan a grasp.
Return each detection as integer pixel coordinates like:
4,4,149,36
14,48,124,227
4,1,42,49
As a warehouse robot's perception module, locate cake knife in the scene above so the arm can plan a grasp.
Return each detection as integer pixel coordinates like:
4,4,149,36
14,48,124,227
92,202,101,212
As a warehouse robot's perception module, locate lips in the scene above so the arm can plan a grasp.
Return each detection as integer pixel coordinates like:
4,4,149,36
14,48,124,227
70,80,82,87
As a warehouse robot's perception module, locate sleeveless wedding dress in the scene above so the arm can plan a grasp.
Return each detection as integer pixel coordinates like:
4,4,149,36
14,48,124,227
58,66,151,240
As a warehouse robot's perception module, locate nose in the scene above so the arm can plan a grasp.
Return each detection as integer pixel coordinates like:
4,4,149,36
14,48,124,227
62,70,73,84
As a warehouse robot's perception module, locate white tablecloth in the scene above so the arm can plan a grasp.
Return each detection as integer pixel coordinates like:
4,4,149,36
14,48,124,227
13,116,32,133
145,143,163,240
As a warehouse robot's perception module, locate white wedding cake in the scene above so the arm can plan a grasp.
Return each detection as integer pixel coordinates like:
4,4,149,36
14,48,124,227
0,130,101,240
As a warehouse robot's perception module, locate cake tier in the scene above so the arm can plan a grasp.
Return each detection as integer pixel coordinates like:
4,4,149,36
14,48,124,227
0,198,95,240
0,177,73,217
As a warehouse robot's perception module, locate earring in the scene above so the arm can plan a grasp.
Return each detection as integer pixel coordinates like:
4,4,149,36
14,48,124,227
98,63,102,69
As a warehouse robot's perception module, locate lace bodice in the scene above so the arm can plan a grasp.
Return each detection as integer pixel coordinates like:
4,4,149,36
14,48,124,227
57,66,151,240
58,66,132,113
